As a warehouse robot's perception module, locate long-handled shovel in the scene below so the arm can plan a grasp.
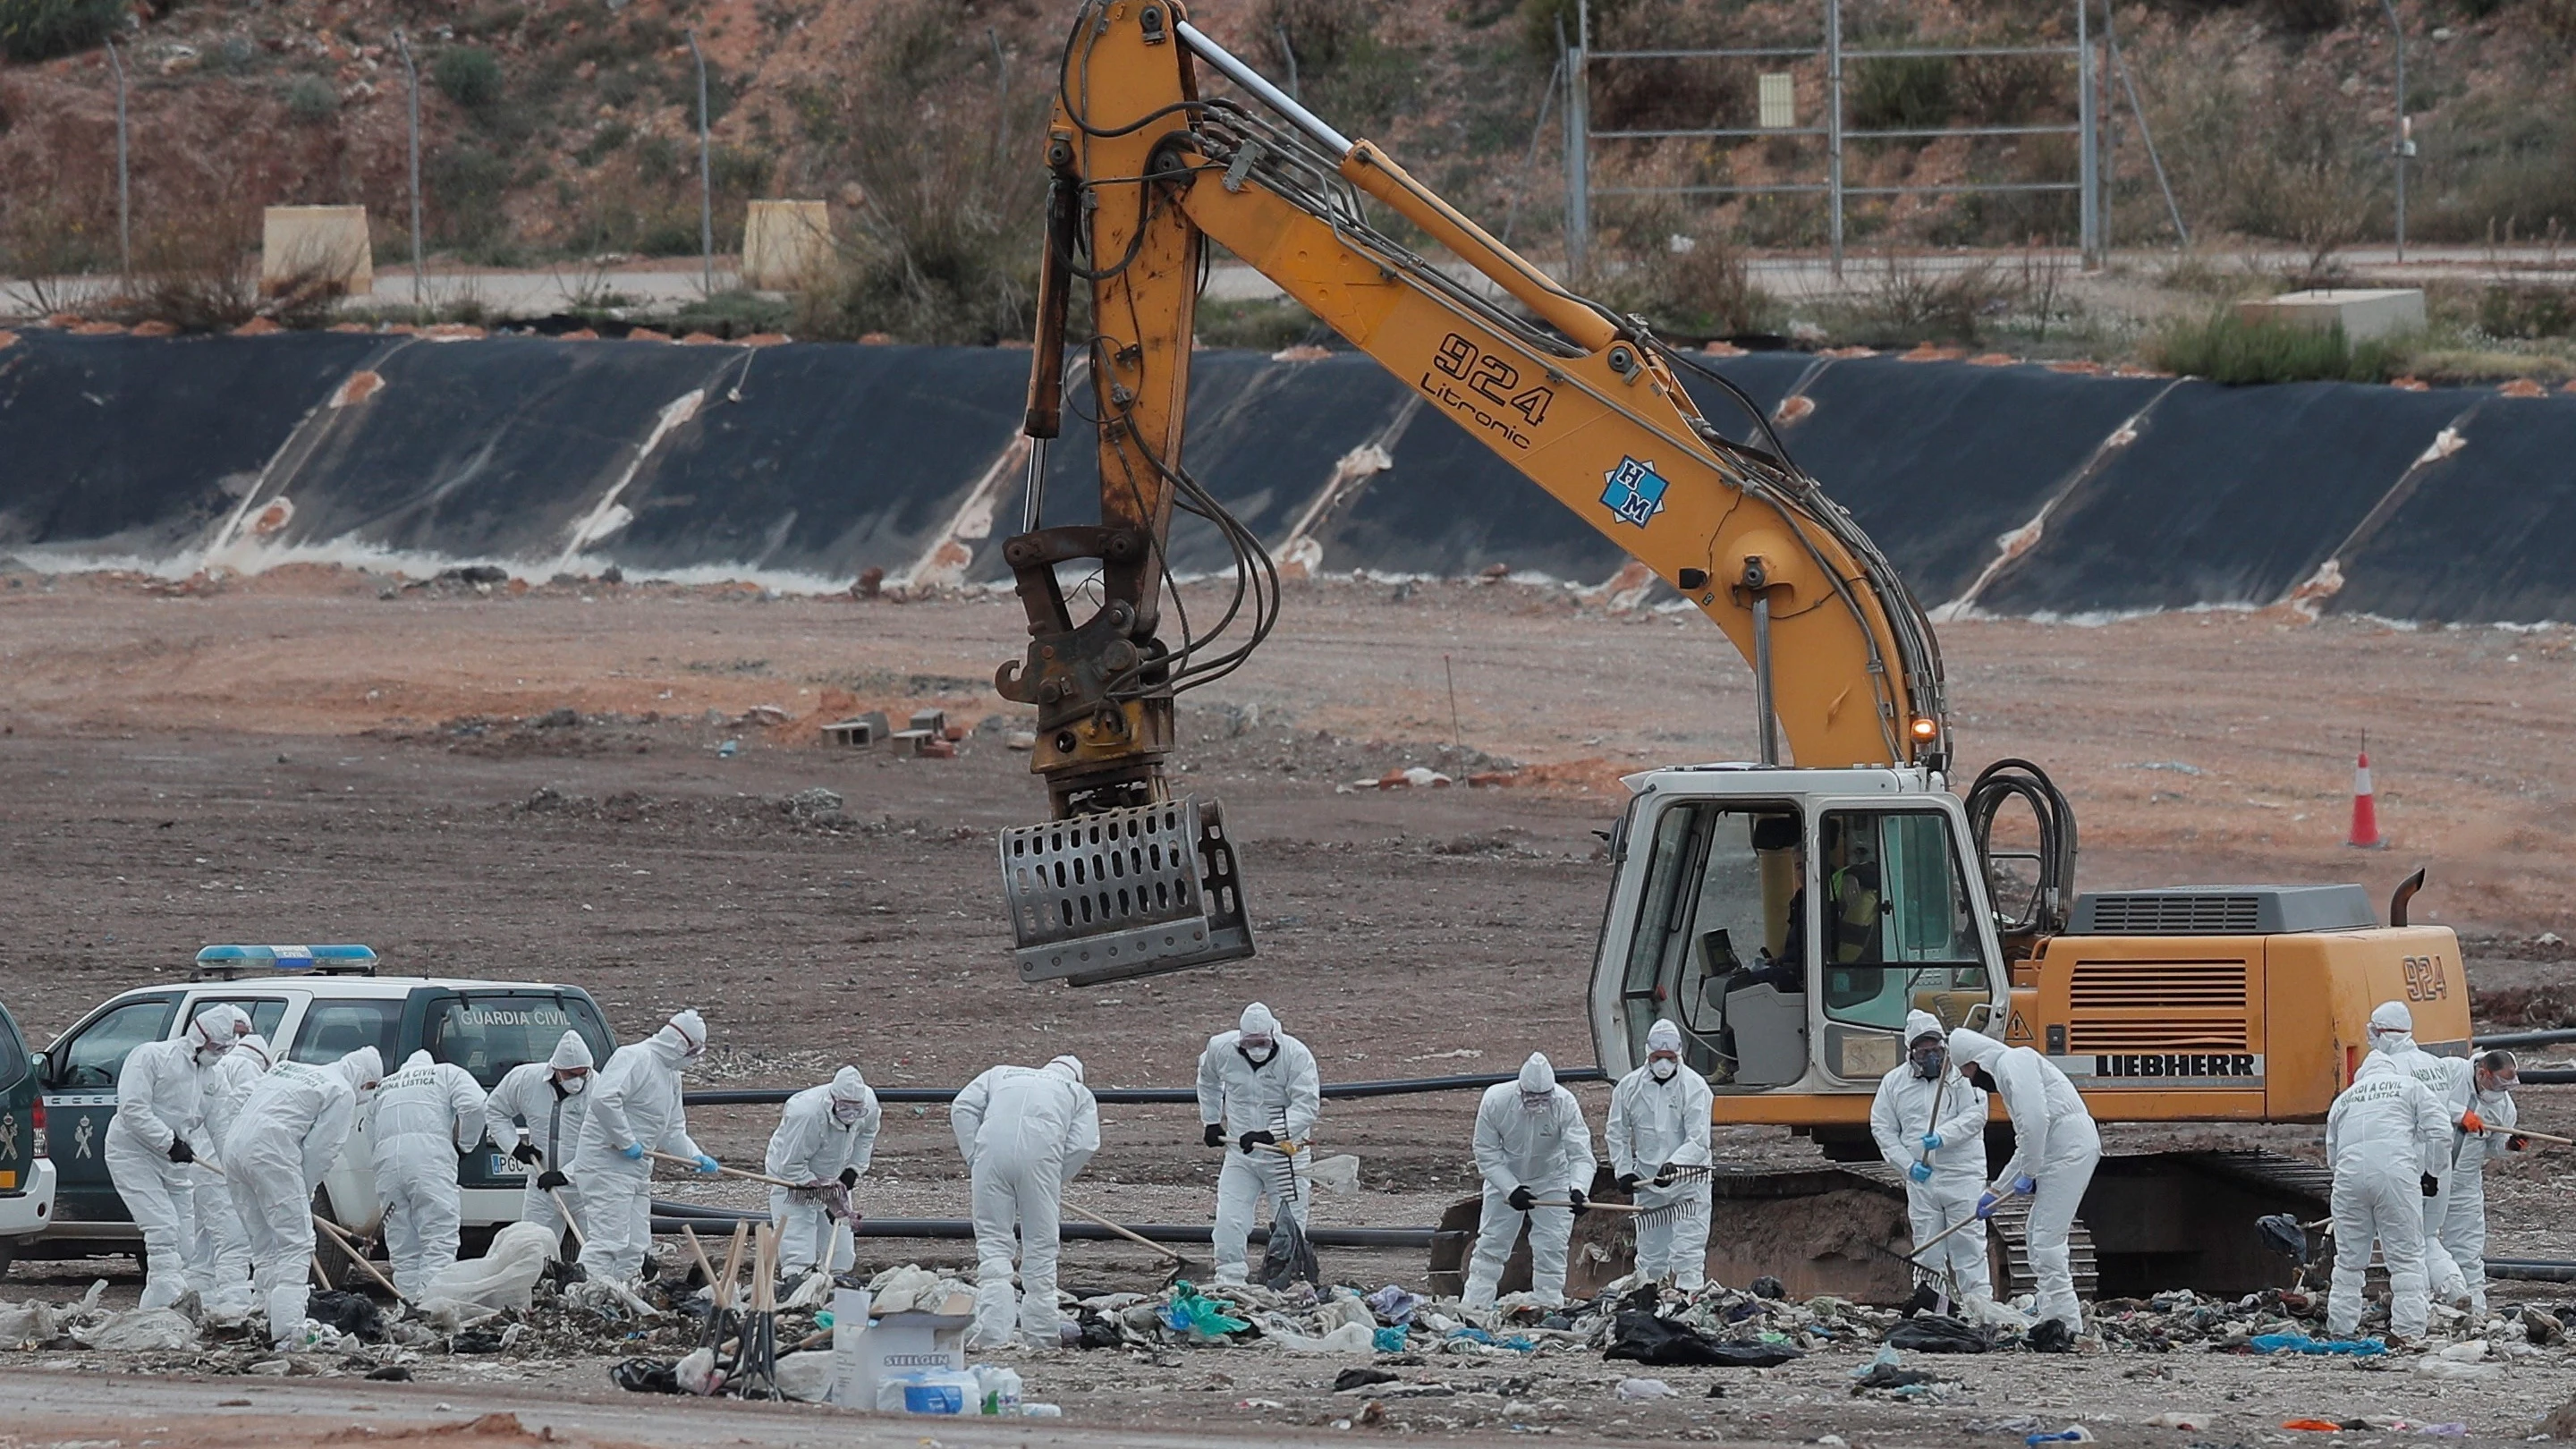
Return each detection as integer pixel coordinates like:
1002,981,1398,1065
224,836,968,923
1062,1199,1201,1286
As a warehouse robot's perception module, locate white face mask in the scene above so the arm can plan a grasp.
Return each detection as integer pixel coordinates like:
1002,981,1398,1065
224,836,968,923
556,1073,589,1095
1239,1038,1276,1067
832,1099,865,1124
1519,1091,1553,1114
1648,1058,1678,1082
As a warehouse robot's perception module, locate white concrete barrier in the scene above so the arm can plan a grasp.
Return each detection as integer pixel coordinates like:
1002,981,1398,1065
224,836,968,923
261,206,373,296
742,200,833,290
2235,288,2426,343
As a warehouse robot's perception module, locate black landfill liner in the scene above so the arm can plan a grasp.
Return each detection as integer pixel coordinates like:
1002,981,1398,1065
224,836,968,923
1974,379,2465,616
967,349,1411,583
1760,357,2170,607
610,343,1025,581
262,336,741,567
0,330,388,555
1682,350,1825,442
2330,394,2576,623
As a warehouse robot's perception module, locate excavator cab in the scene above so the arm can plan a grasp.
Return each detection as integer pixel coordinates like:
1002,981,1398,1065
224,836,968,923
1589,767,2007,1087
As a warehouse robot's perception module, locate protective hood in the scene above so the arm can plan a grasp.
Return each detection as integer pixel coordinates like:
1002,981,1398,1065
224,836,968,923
1947,1028,2007,1073
1046,1055,1086,1083
1905,1010,1946,1046
1519,1052,1557,1094
237,1033,275,1071
188,1004,246,1053
828,1064,870,1104
2368,1000,2416,1053
548,1031,595,1072
335,1046,385,1096
400,1048,436,1073
1646,1020,1682,1055
651,1009,708,1064
1240,1002,1280,1038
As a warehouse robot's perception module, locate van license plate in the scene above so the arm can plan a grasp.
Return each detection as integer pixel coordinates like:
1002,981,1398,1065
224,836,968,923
490,1155,529,1178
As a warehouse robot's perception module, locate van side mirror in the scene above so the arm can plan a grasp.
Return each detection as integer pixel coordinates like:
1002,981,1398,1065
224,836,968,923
31,1051,52,1089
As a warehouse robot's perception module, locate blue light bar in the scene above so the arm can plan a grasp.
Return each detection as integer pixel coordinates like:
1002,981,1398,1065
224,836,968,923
195,945,378,972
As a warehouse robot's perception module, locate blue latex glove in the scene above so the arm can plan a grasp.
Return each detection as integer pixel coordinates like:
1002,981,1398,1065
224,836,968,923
2012,1174,2037,1196
1908,1162,1934,1183
695,1153,722,1174
1919,1133,1944,1153
618,1142,646,1161
1974,1191,2002,1220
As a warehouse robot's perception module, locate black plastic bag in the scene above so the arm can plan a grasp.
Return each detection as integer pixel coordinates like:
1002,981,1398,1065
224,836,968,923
1605,1310,1806,1368
1886,1315,1994,1353
612,1358,682,1394
306,1289,386,1343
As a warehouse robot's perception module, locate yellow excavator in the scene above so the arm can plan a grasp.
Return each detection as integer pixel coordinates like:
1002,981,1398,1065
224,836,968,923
990,0,2471,1301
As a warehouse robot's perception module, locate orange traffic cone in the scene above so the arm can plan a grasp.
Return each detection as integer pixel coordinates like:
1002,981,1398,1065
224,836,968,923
2346,745,2383,849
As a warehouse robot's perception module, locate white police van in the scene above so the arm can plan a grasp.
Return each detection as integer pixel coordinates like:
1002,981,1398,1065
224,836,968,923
28,946,614,1279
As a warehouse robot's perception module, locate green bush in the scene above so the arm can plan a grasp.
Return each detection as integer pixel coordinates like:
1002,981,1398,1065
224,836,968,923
284,74,337,123
0,0,126,61
2146,310,2402,385
1852,55,1953,131
428,145,512,245
1196,298,1326,351
2477,284,2576,340
433,46,504,113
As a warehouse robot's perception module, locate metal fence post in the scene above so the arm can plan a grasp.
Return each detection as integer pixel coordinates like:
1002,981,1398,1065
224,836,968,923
105,38,130,282
686,28,713,298
1826,0,1844,279
2076,0,2099,266
2381,0,2406,262
395,30,422,309
1562,10,1589,281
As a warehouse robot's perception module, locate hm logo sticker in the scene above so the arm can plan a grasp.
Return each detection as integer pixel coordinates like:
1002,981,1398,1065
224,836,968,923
1601,456,1670,528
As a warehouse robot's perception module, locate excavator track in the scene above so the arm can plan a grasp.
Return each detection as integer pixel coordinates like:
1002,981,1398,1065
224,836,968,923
1434,1148,2326,1306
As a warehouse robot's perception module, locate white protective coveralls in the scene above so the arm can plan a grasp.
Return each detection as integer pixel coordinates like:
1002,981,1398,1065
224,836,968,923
369,1049,489,1299
1871,1012,1992,1301
1462,1052,1598,1311
225,1046,381,1347
482,1031,595,1250
106,1004,241,1309
1949,1027,2100,1334
574,1010,714,1284
193,1030,274,1313
2436,1063,2520,1316
766,1065,882,1276
2325,1052,2449,1339
952,1056,1098,1349
1606,1020,1714,1289
1195,1003,1323,1285
2364,1002,2472,1303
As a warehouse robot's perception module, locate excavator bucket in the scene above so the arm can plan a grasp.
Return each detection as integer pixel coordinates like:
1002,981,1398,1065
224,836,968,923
1000,796,1253,986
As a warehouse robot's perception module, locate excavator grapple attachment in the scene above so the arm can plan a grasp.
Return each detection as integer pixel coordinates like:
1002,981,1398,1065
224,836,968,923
1001,796,1253,986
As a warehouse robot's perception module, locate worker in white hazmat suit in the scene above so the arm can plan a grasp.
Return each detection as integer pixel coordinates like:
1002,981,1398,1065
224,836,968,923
2363,1001,2472,1303
226,1046,381,1347
482,1030,595,1255
2436,1048,2525,1317
574,1009,720,1286
952,1055,1097,1350
193,1030,275,1313
2325,1049,2449,1342
106,1004,242,1309
1871,1012,1991,1304
1462,1052,1597,1312
369,1048,489,1299
766,1064,882,1279
1196,1003,1322,1286
1606,1020,1713,1289
1950,1026,2099,1342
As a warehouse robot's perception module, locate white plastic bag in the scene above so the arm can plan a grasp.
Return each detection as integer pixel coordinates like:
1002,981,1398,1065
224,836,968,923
421,1222,555,1311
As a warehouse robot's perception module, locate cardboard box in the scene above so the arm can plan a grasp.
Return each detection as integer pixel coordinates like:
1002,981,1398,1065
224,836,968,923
827,1287,974,1408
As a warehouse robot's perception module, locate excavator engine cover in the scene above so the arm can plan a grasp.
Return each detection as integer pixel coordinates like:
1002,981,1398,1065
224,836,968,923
1001,796,1253,985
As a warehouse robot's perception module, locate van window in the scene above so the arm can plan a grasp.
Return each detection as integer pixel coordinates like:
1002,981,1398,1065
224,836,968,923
55,997,182,1089
291,1000,402,1065
189,996,292,1043
0,1009,27,1091
427,994,612,1089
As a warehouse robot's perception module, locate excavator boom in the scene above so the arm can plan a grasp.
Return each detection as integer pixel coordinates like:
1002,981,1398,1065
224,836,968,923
997,1,1945,983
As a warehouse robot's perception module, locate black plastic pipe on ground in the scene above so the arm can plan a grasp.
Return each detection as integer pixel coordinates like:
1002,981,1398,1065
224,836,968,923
682,1066,1606,1110
2462,1029,2576,1051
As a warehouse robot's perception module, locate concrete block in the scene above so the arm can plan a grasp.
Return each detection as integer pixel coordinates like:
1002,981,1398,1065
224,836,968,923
2234,288,2426,343
742,199,833,290
261,206,372,296
820,710,892,749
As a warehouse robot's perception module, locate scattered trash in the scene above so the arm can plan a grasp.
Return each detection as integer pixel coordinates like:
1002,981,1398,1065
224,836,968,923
1335,1367,1401,1393
2025,1428,2095,1445
1750,1276,1786,1300
2249,1329,2387,1357
1614,1377,1680,1400
72,1307,197,1352
1163,1287,1250,1343
1886,1315,1994,1354
1372,1326,1409,1352
2284,1420,2347,1432
613,1358,682,1394
2145,1411,2212,1430
1606,1310,1805,1368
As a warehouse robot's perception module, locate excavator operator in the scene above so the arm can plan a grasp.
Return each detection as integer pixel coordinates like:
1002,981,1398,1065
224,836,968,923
1771,818,1884,978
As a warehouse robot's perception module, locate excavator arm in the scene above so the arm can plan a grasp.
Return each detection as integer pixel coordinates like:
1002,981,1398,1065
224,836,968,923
996,0,1948,985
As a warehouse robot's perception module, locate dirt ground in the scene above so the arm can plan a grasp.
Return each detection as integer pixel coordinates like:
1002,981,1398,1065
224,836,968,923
2,569,2574,1443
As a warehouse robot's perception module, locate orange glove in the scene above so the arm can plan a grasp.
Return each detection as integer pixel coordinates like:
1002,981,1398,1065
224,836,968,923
2462,1108,2486,1133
